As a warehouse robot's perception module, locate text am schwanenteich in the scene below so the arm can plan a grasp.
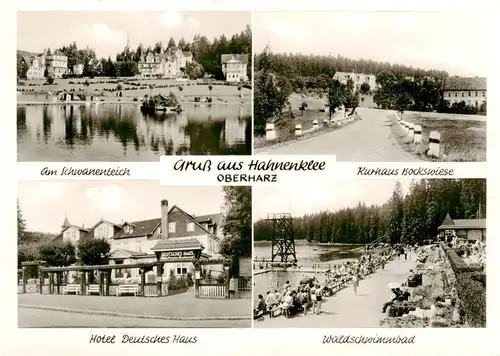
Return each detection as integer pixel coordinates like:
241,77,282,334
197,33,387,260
40,166,131,177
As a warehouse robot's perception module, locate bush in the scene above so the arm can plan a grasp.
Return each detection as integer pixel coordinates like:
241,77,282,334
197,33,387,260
455,271,486,327
446,249,475,273
186,272,194,287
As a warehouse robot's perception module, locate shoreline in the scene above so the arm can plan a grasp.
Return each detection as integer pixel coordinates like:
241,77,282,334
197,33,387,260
17,100,251,107
254,240,365,247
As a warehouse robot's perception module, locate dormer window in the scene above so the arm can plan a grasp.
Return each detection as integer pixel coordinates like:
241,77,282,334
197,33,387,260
123,224,134,234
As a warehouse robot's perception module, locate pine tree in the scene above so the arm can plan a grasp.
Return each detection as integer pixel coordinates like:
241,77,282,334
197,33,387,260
17,199,26,244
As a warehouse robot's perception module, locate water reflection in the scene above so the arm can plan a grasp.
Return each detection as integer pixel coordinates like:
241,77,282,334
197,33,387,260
17,103,251,161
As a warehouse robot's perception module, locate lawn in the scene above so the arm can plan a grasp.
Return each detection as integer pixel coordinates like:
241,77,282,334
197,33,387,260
17,77,251,104
254,93,357,148
393,111,486,162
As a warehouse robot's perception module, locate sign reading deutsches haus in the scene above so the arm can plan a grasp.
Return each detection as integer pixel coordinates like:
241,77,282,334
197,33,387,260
160,250,195,261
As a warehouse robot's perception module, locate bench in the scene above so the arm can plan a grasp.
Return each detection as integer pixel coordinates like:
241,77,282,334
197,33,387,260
116,284,139,296
62,284,81,295
86,284,100,295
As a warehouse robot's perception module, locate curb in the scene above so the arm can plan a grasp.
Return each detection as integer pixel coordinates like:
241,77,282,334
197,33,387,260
256,114,360,152
19,304,251,321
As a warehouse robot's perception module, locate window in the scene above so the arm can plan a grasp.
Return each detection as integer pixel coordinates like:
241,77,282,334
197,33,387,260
483,92,485,97
168,222,176,233
454,92,457,97
461,92,464,97
475,91,478,96
176,263,188,275
187,222,195,232
448,92,451,97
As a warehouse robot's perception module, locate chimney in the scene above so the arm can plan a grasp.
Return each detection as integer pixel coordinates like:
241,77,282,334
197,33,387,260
82,223,84,229
161,199,169,240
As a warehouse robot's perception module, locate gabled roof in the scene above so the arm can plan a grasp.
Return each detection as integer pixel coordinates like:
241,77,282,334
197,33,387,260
109,248,147,259
442,77,487,91
62,224,89,233
91,218,121,230
195,213,222,225
221,54,248,64
151,238,204,252
170,205,218,238
438,216,486,230
62,216,70,227
113,218,161,239
334,71,376,77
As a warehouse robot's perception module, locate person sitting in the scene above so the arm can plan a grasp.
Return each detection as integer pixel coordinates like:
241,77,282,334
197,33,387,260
281,292,294,318
254,294,267,319
265,290,276,309
382,288,407,313
274,289,282,304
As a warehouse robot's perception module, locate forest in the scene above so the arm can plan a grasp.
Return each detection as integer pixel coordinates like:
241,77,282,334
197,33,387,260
253,179,486,245
254,51,449,92
17,25,252,80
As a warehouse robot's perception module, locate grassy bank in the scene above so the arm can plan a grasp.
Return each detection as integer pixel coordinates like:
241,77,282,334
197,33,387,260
254,93,359,149
17,78,251,104
391,112,486,162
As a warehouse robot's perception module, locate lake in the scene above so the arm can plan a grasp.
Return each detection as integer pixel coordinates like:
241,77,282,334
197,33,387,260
253,242,362,301
17,103,251,161
253,241,363,264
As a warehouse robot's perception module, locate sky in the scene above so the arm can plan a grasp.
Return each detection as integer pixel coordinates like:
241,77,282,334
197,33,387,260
17,11,251,59
18,182,225,233
254,11,488,77
253,179,413,221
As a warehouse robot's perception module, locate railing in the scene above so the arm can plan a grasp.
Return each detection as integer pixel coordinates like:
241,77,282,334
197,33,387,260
198,284,226,299
238,276,252,292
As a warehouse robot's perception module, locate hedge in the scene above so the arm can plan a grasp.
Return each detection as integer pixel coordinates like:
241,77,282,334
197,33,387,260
442,244,486,327
445,249,474,273
455,271,486,327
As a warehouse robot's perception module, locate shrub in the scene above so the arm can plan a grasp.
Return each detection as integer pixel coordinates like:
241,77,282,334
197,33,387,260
455,271,486,327
186,272,194,287
446,249,474,273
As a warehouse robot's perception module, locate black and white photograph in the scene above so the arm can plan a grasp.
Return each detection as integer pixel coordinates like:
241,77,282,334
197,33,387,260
17,182,252,327
252,179,486,328
17,11,252,161
253,12,487,162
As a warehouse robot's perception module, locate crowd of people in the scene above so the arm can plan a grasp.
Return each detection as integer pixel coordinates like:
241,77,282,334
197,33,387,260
254,248,392,320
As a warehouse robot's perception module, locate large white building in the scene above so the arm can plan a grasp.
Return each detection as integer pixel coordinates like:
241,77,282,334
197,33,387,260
221,54,248,82
46,51,69,78
53,199,223,282
442,77,487,107
333,71,378,91
24,54,46,80
138,47,193,78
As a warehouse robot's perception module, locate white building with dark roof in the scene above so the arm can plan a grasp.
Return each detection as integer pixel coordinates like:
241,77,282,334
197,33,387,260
221,54,248,82
138,47,193,78
438,213,486,242
442,76,487,107
333,71,378,91
55,199,224,282
24,54,46,80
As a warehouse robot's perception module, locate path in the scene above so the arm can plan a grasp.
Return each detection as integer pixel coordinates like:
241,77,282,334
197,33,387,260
18,292,250,320
18,308,249,328
255,108,421,162
255,257,416,328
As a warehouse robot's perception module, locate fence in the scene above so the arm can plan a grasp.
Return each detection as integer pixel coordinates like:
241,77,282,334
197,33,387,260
238,276,252,299
198,284,227,299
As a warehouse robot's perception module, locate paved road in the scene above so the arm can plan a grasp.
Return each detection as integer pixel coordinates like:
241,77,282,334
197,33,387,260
256,108,421,162
18,291,250,318
255,257,417,328
18,308,250,328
